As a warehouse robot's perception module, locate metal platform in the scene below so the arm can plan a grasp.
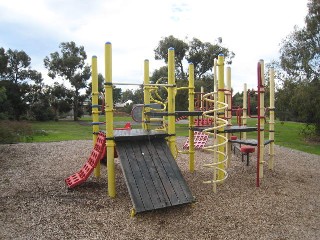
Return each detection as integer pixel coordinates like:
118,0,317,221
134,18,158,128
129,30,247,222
192,125,258,133
229,138,274,146
145,110,204,117
116,137,194,214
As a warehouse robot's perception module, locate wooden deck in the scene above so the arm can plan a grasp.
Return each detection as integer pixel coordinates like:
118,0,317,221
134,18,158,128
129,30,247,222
116,137,194,214
113,129,168,141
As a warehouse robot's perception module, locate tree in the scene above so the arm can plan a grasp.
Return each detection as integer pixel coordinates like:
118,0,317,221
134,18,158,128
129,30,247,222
86,72,122,110
44,41,91,121
279,0,320,137
113,86,122,104
0,48,46,120
187,37,234,79
0,86,6,102
0,86,7,119
0,80,30,120
5,49,31,84
121,89,135,103
154,35,189,79
132,88,144,104
48,82,73,120
86,73,105,97
154,36,235,80
0,47,8,77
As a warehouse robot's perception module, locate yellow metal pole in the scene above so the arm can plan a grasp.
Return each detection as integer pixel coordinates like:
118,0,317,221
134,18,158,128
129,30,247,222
167,47,176,156
259,59,265,179
105,42,116,198
242,83,247,140
226,66,232,167
213,59,218,193
269,67,275,170
143,59,150,130
92,56,101,177
188,63,195,172
200,86,204,110
217,54,225,180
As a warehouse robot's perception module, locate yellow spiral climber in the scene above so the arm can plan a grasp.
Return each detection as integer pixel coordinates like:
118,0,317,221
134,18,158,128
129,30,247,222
202,55,229,193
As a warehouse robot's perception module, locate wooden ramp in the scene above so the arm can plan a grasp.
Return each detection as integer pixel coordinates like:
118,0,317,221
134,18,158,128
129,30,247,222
116,138,194,214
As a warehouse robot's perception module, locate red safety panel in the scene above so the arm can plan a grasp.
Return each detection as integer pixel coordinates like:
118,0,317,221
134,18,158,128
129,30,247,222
65,132,106,188
87,149,102,168
65,173,85,188
183,131,209,150
194,118,213,127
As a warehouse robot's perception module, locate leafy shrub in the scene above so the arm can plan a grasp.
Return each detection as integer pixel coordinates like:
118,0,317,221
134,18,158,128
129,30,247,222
0,121,33,144
30,102,55,121
299,124,319,142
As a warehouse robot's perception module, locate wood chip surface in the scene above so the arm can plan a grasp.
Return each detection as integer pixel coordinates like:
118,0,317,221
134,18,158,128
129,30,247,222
0,137,319,239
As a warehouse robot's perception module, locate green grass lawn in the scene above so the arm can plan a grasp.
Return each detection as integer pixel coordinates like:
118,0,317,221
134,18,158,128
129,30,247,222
231,119,320,155
31,120,92,142
30,116,136,142
13,115,320,155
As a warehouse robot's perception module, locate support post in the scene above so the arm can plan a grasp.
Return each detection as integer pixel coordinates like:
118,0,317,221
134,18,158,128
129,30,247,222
217,54,225,180
92,56,101,177
257,60,265,187
226,66,232,167
143,59,150,130
200,86,204,111
213,59,218,193
105,42,116,198
269,67,275,170
188,63,195,172
242,83,248,140
167,48,176,156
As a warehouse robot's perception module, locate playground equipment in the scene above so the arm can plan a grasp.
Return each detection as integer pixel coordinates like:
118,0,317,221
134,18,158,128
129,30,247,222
97,44,196,215
200,55,229,192
183,131,209,150
65,132,106,188
227,60,275,187
240,145,255,166
65,41,275,215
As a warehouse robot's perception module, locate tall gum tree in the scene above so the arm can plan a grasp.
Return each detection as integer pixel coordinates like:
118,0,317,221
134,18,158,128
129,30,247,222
44,41,91,121
279,0,320,137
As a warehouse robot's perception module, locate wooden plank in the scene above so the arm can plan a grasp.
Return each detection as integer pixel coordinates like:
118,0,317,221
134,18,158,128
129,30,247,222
158,140,194,203
151,139,194,204
139,142,172,209
130,141,170,210
116,138,194,214
145,140,180,206
116,141,153,212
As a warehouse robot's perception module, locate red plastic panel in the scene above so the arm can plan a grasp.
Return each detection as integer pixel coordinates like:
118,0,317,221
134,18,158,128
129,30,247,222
183,131,209,149
65,173,85,188
87,149,101,168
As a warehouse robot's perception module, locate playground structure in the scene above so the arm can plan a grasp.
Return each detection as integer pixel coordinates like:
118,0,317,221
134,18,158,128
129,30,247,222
65,42,275,215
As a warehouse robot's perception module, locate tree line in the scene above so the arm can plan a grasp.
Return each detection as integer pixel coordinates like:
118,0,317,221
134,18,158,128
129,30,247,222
0,36,234,121
0,0,319,139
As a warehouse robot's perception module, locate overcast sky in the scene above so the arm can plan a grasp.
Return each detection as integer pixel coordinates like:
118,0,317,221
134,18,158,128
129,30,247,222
0,0,309,93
